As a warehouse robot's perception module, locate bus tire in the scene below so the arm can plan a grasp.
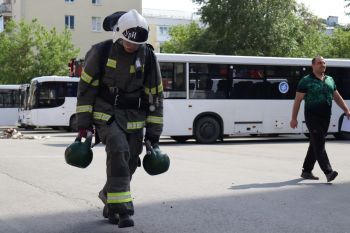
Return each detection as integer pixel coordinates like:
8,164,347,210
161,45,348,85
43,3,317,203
333,133,350,140
334,114,350,140
69,115,78,132
194,116,221,144
25,125,35,130
171,136,191,143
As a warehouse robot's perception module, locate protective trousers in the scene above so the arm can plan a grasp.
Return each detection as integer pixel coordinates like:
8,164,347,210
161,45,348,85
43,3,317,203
96,120,143,215
303,113,333,174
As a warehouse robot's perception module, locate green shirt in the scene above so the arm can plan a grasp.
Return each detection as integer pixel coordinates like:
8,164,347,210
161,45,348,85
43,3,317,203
297,73,336,117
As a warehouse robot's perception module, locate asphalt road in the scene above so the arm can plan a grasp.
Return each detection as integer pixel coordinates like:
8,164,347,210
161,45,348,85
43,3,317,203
0,129,349,233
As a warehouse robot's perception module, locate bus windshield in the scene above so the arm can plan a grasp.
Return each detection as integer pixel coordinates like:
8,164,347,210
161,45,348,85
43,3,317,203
29,81,78,109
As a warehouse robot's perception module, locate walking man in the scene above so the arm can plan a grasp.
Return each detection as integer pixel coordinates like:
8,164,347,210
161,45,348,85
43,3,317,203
290,56,350,182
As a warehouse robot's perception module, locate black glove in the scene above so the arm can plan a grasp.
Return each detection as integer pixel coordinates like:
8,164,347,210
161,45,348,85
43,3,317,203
144,133,160,148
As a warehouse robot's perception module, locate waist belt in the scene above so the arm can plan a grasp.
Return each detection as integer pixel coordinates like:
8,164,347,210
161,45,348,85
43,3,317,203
99,86,143,110
114,95,141,109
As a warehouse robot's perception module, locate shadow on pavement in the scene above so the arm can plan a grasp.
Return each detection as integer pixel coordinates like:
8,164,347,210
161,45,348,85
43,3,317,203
229,178,337,190
1,182,350,233
230,178,304,189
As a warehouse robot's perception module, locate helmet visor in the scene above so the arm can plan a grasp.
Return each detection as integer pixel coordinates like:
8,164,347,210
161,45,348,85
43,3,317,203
122,26,148,44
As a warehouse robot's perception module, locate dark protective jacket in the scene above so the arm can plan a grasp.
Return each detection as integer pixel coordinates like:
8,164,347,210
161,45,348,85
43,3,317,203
76,39,163,137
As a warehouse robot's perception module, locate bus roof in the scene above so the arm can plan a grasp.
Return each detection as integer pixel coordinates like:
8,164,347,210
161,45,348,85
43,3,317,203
0,84,21,90
31,76,80,83
156,53,350,67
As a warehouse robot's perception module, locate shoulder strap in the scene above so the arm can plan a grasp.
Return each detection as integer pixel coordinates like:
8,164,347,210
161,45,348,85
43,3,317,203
100,40,114,78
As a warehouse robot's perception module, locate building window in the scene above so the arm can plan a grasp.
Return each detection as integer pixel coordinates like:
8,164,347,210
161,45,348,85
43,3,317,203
65,0,75,3
157,25,170,42
65,15,75,29
92,17,102,32
92,0,102,5
159,26,169,35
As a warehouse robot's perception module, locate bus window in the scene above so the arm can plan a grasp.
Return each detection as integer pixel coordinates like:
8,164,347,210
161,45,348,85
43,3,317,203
327,67,350,100
66,82,78,97
37,82,65,108
189,63,230,99
160,62,186,99
0,89,20,108
265,66,300,99
230,65,301,99
231,65,264,99
0,85,21,126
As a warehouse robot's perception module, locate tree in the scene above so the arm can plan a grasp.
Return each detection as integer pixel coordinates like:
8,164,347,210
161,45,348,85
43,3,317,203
189,0,326,57
161,21,206,53
346,0,350,15
0,19,79,84
287,4,329,57
323,28,350,58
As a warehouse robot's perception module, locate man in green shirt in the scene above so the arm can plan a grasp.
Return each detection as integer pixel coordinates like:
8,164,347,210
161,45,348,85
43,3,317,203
290,56,350,182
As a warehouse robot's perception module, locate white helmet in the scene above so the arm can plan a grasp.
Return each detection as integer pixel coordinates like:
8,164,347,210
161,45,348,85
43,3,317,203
113,9,149,44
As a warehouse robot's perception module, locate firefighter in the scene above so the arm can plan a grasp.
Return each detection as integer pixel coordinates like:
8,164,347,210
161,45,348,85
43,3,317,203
76,9,163,228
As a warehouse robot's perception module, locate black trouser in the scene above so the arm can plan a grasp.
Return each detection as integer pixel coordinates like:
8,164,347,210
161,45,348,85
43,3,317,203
96,121,143,215
303,113,333,174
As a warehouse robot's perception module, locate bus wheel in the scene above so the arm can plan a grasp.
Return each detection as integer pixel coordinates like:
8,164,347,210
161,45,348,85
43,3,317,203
333,133,350,140
69,115,78,132
194,116,221,144
171,136,191,143
334,114,350,140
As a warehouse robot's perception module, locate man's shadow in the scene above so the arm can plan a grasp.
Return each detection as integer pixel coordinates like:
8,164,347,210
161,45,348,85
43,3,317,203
229,178,331,190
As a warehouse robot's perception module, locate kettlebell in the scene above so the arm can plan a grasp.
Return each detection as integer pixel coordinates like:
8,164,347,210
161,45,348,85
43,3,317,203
143,140,170,175
64,134,93,168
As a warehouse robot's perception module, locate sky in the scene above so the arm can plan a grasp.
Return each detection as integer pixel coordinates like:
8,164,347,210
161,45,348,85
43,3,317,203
143,0,350,24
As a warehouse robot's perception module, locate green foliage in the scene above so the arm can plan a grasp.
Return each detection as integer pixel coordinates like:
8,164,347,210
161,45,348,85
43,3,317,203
346,0,350,15
161,21,206,53
191,0,327,57
286,4,329,57
323,28,350,58
162,0,339,57
0,19,79,84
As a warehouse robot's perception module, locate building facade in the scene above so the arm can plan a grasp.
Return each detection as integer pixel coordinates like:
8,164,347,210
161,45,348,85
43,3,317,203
4,0,141,58
0,0,11,32
144,8,199,53
0,1,202,55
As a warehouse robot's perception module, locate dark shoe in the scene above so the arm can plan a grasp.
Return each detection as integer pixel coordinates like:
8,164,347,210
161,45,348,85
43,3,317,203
326,171,338,182
301,171,319,180
102,205,119,224
102,205,108,218
108,212,119,225
118,214,134,228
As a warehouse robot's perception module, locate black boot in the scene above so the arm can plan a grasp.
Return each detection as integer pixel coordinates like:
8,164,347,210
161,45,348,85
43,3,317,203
102,205,119,224
118,213,134,228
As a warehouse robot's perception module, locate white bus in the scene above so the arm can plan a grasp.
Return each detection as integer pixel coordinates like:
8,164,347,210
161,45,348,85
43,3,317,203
25,76,79,130
0,85,21,126
157,53,350,143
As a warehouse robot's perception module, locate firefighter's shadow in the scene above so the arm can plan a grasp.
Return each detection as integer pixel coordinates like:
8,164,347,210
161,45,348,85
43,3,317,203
229,178,331,190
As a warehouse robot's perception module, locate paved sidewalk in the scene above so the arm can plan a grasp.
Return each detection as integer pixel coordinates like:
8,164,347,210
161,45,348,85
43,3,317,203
0,133,349,233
